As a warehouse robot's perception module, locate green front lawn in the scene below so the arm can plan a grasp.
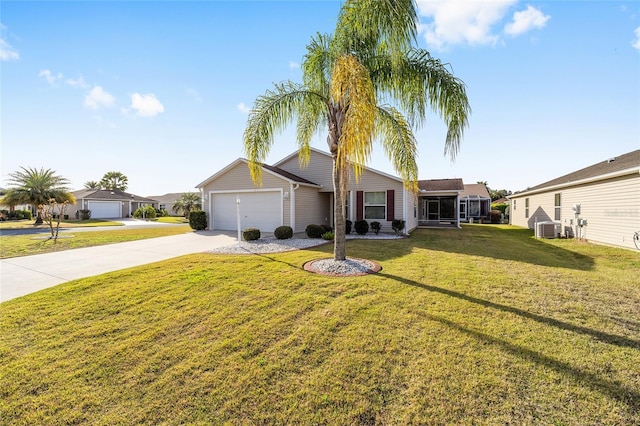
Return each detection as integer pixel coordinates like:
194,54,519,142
1,225,639,424
0,225,192,259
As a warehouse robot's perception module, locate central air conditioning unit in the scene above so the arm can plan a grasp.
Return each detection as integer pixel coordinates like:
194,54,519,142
536,221,559,239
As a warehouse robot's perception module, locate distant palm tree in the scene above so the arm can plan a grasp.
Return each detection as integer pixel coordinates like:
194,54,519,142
84,180,101,189
172,193,202,218
0,167,75,224
244,0,470,260
100,171,128,191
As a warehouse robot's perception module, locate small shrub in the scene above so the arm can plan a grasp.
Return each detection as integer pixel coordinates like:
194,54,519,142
391,219,405,235
158,208,169,217
489,210,502,224
133,205,157,219
345,219,352,234
189,211,207,230
9,210,32,220
63,214,69,220
321,224,332,233
78,209,91,220
306,224,324,239
274,225,293,240
354,220,369,235
370,221,381,235
321,231,335,241
243,228,261,241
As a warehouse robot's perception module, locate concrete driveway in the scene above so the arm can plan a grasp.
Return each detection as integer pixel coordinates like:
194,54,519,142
0,231,237,303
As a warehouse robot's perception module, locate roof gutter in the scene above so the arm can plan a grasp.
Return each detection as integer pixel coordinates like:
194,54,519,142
508,166,640,199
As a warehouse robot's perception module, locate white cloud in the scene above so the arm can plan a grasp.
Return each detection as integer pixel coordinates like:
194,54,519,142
289,60,300,70
633,27,640,50
39,69,63,85
505,5,550,36
66,75,90,89
84,86,115,109
0,38,19,61
237,102,251,114
129,93,164,117
416,0,516,50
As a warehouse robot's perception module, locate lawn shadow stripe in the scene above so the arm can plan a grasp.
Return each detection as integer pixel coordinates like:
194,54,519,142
425,313,640,412
381,272,640,350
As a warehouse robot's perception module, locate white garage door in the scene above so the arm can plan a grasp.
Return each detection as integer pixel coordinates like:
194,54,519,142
212,192,281,231
88,201,121,218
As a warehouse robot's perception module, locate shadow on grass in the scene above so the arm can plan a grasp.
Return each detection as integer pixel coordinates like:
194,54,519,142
426,313,640,411
406,226,595,270
380,272,640,350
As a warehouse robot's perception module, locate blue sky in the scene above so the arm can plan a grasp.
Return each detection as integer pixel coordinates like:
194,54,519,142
1,0,639,197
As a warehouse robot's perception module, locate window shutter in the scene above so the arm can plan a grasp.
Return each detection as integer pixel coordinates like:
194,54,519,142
356,191,363,221
386,190,394,221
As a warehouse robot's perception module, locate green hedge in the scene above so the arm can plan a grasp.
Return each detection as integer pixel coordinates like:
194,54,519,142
189,211,207,230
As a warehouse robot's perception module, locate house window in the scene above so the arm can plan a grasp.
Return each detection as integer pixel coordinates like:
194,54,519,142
525,198,529,218
554,193,561,221
364,191,386,220
513,199,516,210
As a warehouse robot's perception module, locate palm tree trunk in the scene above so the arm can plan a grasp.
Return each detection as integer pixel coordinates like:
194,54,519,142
328,106,347,261
333,160,346,261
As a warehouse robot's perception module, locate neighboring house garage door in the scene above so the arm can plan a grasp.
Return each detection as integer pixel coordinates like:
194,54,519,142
212,192,281,231
88,201,121,218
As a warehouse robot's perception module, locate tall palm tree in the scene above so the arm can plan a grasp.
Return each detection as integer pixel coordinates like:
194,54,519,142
171,192,202,218
244,0,470,260
0,167,76,224
100,171,128,191
84,180,101,189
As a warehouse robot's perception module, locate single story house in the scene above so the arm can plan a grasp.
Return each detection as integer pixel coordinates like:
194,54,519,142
67,189,158,219
508,149,640,250
146,192,199,216
196,147,491,233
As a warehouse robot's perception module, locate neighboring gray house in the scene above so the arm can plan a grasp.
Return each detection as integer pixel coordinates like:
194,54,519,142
509,149,640,250
196,148,416,234
67,189,158,219
146,192,199,216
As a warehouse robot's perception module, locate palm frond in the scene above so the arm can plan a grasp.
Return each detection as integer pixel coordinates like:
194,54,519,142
243,82,326,184
375,105,419,193
302,33,333,97
368,49,471,160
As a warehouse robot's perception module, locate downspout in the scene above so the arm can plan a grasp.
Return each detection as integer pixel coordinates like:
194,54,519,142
290,184,299,232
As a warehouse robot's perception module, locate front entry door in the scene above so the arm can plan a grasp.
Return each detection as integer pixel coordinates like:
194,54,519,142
459,201,467,221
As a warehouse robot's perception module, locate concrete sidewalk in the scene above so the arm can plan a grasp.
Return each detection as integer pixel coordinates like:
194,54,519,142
0,231,238,303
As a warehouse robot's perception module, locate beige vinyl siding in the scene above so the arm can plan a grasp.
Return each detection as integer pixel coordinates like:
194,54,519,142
560,174,639,250
510,173,640,250
277,150,334,190
293,185,330,233
202,162,291,229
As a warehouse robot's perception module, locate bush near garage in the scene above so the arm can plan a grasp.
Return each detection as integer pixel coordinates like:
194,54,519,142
243,228,261,241
274,226,293,240
305,224,325,239
189,211,207,230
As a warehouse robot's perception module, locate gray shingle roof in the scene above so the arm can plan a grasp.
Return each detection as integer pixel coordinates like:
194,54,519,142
418,178,464,192
261,164,319,186
73,189,157,203
460,184,490,198
525,149,640,192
